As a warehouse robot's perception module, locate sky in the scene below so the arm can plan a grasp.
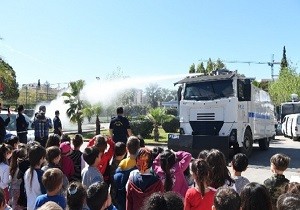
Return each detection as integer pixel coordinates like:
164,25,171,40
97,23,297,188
0,1,299,91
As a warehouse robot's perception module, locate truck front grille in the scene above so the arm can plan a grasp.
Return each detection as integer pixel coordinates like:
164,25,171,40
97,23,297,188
197,113,215,121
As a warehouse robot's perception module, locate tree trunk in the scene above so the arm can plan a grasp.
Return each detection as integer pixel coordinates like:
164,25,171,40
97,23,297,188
154,124,159,142
77,119,82,134
96,115,101,135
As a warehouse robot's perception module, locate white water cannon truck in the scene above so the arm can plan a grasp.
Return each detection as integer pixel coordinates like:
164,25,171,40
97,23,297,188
168,69,276,157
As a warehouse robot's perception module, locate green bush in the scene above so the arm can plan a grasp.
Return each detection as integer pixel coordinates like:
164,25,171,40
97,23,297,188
131,118,154,138
162,116,179,133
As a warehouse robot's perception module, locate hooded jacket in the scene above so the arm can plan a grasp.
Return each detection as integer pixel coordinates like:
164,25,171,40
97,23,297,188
126,171,164,210
114,167,137,210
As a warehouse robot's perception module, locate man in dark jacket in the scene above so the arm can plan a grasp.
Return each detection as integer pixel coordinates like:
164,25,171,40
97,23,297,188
0,103,10,143
53,110,62,136
16,105,29,144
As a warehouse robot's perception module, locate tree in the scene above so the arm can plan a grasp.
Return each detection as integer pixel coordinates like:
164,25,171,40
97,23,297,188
146,107,172,141
206,58,214,73
215,58,225,70
62,80,85,134
268,66,300,105
196,62,206,74
281,46,288,69
0,59,19,103
189,63,196,73
118,88,136,106
145,84,163,108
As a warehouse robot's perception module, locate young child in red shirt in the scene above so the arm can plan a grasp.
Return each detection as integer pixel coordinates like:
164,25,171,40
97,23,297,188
184,159,216,210
87,135,115,184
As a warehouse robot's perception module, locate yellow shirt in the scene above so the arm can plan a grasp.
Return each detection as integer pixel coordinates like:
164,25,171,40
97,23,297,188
119,157,136,170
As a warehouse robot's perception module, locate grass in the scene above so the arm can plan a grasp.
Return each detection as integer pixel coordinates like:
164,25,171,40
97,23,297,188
78,128,170,144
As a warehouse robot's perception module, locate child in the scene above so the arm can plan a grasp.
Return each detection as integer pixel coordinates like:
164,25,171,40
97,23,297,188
42,146,69,195
240,182,272,210
36,201,62,210
24,144,46,210
126,148,164,210
0,188,12,210
81,146,103,187
34,168,66,209
277,193,300,210
264,153,290,207
60,134,71,143
184,159,216,210
212,187,241,210
113,136,140,210
66,182,89,210
231,153,250,194
16,143,30,209
9,146,27,210
6,136,19,150
86,181,117,210
45,134,60,148
142,192,184,210
0,144,13,203
59,142,74,181
109,142,126,207
42,146,61,170
206,149,234,189
91,135,115,185
153,149,192,197
69,134,85,182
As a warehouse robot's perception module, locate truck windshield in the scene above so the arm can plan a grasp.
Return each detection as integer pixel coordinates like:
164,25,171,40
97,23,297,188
184,79,233,101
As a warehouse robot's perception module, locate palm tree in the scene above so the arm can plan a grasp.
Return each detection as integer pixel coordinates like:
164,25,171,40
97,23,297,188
146,107,172,141
82,102,93,123
62,80,85,134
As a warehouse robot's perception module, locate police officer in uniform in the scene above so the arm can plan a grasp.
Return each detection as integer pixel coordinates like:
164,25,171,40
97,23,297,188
109,107,132,144
53,110,62,136
16,105,29,143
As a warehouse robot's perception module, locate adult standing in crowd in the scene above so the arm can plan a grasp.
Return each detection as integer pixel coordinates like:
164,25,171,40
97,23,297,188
109,107,132,144
16,105,29,144
0,103,10,143
32,105,53,147
53,110,62,136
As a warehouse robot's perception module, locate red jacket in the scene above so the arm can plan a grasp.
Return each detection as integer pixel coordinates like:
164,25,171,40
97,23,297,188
87,136,115,180
126,174,164,210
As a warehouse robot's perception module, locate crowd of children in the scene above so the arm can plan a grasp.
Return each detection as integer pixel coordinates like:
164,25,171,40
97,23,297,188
0,131,298,210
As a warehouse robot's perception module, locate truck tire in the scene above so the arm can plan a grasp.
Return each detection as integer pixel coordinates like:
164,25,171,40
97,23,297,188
292,133,298,141
241,129,253,157
258,138,270,150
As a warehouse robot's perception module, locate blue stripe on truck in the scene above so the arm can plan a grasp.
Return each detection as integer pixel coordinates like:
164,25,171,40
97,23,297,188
248,112,270,119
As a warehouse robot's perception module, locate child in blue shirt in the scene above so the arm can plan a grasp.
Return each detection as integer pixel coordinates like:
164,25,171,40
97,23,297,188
34,168,66,209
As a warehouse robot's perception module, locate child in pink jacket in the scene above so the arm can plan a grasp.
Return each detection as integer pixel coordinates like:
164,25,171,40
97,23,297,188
153,149,192,197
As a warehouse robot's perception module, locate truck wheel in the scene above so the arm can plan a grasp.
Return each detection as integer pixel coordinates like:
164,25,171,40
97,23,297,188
259,138,270,150
241,129,253,157
292,134,298,141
